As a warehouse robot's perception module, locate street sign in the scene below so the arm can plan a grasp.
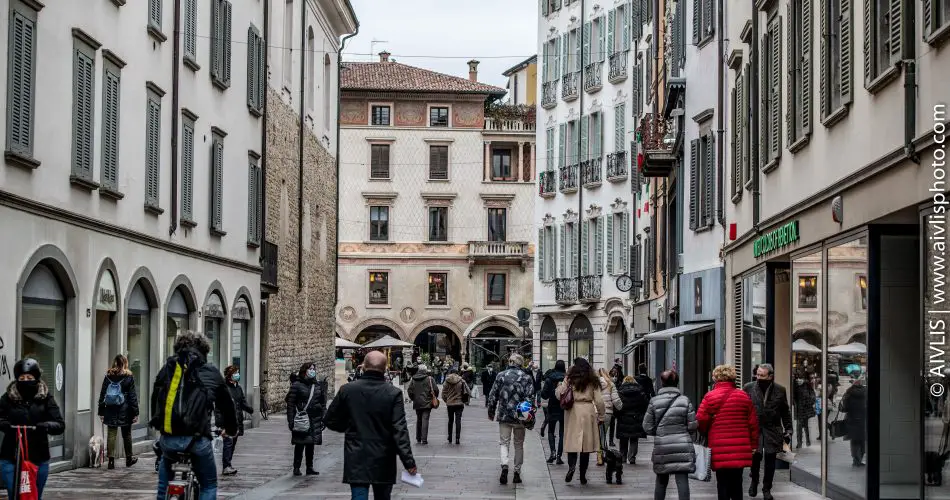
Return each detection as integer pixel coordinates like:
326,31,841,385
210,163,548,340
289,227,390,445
517,307,531,327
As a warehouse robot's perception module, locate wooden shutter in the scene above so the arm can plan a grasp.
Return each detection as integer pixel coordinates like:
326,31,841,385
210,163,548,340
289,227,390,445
72,51,94,178
580,115,589,161
598,18,606,62
733,281,744,387
595,217,604,275
689,139,698,231
247,27,257,109
248,162,258,243
608,9,615,54
787,10,796,146
185,0,197,56
632,62,641,123
863,0,872,86
742,64,751,184
732,84,741,200
887,0,902,64
559,123,567,167
621,210,630,272
538,228,546,281
150,0,162,27
182,123,195,221
606,212,615,274
820,0,829,118
632,241,640,282
429,145,448,180
592,113,602,159
581,219,589,275
703,0,714,36
552,225,558,279
802,0,813,134
211,0,220,80
583,22,592,67
759,34,769,168
146,99,161,206
923,0,933,40
102,70,121,190
8,11,35,155
704,136,715,227
770,17,782,162
629,0,639,44
254,165,263,242
223,1,233,85
560,223,567,277
571,222,579,277
839,0,853,105
692,0,701,43
576,27,583,71
645,45,653,103
615,104,625,153
542,42,550,84
212,139,224,230
542,0,548,17
562,34,570,77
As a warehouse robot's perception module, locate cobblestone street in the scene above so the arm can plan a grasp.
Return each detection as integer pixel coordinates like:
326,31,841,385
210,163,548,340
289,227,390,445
15,392,824,500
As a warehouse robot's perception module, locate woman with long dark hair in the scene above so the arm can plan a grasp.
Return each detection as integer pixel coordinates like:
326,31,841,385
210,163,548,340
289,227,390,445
555,358,605,485
216,365,253,475
285,362,325,476
97,354,139,469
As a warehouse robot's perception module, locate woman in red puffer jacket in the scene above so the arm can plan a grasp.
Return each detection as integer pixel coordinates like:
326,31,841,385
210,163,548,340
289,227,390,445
697,364,759,500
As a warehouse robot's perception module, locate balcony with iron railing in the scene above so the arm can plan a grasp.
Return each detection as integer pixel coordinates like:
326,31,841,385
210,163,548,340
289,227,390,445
538,170,557,198
261,240,279,291
555,277,578,305
581,157,602,188
561,72,579,101
606,151,628,181
484,117,536,133
638,112,675,177
542,80,559,108
608,51,628,83
579,275,602,302
584,62,603,93
559,163,578,193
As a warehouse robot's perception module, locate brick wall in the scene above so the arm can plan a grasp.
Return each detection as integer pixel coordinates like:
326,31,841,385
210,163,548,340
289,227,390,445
262,89,338,410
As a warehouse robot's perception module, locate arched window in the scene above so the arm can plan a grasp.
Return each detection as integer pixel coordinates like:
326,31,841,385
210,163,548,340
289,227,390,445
230,297,251,393
307,27,315,113
324,52,332,130
127,280,154,433
202,291,226,367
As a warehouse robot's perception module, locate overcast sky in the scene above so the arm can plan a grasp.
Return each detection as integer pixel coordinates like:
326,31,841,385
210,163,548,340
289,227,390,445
343,0,538,90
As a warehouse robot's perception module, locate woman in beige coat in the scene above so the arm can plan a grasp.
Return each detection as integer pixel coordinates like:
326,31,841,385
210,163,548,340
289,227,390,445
555,357,605,485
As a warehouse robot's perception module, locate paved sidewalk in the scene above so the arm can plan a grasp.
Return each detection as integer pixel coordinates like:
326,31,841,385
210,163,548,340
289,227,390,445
15,390,825,499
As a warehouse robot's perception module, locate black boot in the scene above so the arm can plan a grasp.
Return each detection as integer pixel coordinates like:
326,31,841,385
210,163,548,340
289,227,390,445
512,471,522,484
565,467,575,482
306,468,319,476
500,465,509,485
108,458,115,470
126,456,138,467
749,481,759,497
763,490,774,500
556,456,565,465
546,454,556,464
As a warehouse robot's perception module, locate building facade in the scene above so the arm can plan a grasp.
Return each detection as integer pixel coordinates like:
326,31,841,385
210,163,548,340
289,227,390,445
0,0,266,468
533,0,641,373
260,0,357,410
336,54,535,368
724,1,950,498
503,55,538,106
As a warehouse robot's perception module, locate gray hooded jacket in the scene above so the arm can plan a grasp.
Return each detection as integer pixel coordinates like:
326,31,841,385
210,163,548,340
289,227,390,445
642,387,698,474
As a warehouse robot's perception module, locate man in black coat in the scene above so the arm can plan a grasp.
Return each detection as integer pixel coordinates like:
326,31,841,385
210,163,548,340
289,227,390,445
325,350,417,500
743,363,793,500
481,364,498,407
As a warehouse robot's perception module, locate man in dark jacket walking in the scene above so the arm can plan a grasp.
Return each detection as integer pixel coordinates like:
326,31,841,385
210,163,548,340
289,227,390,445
743,364,793,500
487,353,536,485
481,364,498,407
539,360,567,464
636,363,656,400
325,350,417,500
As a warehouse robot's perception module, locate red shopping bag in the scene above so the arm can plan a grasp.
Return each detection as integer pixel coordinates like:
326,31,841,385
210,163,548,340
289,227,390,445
17,427,39,500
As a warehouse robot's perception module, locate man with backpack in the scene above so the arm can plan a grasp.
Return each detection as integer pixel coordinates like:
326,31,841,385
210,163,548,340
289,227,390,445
151,331,238,500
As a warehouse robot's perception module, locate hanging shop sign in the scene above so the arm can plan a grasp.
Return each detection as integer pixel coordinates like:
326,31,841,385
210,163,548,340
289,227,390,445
540,319,557,341
203,293,226,319
96,272,117,312
753,220,800,258
568,316,594,340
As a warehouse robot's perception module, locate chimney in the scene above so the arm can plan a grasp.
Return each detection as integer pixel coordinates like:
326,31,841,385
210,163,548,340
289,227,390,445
467,59,480,82
379,51,391,63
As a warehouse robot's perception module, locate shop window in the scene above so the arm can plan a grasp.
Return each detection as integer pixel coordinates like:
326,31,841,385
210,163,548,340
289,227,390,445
856,274,867,310
790,249,824,482
369,272,389,305
487,273,507,306
202,292,226,367
126,281,152,431
428,272,447,306
798,274,818,309
166,287,190,360
230,297,251,393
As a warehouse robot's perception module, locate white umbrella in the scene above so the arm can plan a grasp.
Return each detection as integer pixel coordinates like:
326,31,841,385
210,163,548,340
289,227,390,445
829,342,867,354
363,335,415,349
335,337,361,349
792,339,820,353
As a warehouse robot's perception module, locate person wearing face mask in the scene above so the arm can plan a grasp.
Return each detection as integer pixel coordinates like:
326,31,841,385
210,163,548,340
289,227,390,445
285,362,326,476
742,364,792,500
0,358,65,499
216,365,253,475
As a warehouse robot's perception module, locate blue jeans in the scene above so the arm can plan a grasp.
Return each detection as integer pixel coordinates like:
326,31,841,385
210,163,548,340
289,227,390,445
156,435,217,500
351,483,393,500
0,459,50,499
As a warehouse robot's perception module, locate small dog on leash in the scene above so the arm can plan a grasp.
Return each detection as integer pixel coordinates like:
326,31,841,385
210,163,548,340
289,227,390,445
88,434,104,468
603,447,624,485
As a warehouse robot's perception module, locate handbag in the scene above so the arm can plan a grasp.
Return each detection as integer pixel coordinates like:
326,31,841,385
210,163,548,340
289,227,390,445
17,427,39,500
690,437,712,482
293,385,316,433
559,384,574,410
428,378,440,409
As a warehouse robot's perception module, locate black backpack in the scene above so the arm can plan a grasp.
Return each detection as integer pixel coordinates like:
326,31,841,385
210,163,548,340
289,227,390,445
155,360,212,436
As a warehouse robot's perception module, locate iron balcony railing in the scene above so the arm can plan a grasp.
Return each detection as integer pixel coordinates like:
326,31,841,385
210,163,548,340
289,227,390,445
579,275,602,302
561,72,579,100
559,163,579,193
608,51,628,82
606,151,628,181
542,81,559,108
555,277,578,304
584,62,603,93
539,170,557,197
581,157,602,187
261,240,278,290
640,113,673,153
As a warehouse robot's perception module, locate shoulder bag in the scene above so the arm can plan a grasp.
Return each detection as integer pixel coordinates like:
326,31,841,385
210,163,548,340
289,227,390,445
293,385,316,433
429,378,440,409
559,383,574,410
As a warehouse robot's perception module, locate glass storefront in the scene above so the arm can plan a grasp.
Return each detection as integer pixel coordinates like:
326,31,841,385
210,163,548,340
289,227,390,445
568,315,593,362
21,264,67,456
744,269,768,374
539,316,557,373
126,281,151,432
166,287,190,358
203,293,225,368
231,297,251,394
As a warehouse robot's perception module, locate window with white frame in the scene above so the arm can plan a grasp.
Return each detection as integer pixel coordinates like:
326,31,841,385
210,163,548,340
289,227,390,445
428,206,448,242
370,144,390,179
371,105,391,126
369,272,389,305
369,206,389,241
429,145,449,180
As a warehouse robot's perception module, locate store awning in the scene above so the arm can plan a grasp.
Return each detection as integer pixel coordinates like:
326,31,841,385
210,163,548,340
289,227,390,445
335,337,361,349
617,322,715,354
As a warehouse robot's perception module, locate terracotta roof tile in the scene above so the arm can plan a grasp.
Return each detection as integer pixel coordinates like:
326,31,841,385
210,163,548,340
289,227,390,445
341,61,506,95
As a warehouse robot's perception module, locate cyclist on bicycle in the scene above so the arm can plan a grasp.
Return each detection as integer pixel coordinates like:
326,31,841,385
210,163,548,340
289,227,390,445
151,331,237,500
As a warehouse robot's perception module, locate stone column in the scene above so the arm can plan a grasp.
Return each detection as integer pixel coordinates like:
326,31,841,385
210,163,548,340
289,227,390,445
530,143,536,179
517,141,525,182
484,141,492,181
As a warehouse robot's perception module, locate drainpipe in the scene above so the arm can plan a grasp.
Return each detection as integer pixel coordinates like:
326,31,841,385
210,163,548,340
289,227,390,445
335,15,360,310
297,0,305,292
261,0,270,258
716,0,726,376
169,0,183,236
750,5,760,226
577,0,586,296
903,0,919,164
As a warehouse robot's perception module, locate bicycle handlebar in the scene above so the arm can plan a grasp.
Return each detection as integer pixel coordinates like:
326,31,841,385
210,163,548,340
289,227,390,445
10,426,35,430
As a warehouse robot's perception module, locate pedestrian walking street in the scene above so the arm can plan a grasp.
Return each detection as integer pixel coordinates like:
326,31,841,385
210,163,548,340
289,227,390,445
28,395,823,500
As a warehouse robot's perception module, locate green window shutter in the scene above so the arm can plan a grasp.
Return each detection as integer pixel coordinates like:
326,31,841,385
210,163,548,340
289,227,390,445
692,0,701,43
542,42,549,83
632,242,640,283
538,228,546,281
182,122,194,221
801,0,813,134
615,104,625,152
101,70,121,190
580,115,589,161
820,0,829,118
583,22,592,66
608,9,615,54
145,99,161,207
561,34,569,77
689,139,698,231
628,1,638,45
592,113,601,158
742,64,751,183
551,225,558,279
542,0,548,17
223,1,233,86
570,223,579,277
581,219,589,276
863,0,872,87
598,18,606,62
575,28,583,71
560,223,567,277
149,0,162,29
732,85,739,199
770,17,782,162
759,34,769,168
7,11,36,156
923,0,933,40
839,0,853,105
248,162,262,244
606,212,614,274
620,211,629,272
703,0,714,36
247,28,257,109
559,123,567,167
185,0,197,57
257,36,266,107
72,50,95,179
595,217,604,275
787,11,796,146
210,0,220,80
212,139,224,230
632,62,641,122
887,0,902,65
704,136,714,226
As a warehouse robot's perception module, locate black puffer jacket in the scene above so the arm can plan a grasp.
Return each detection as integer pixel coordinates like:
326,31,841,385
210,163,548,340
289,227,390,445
615,381,649,439
97,373,139,427
215,382,253,435
0,380,65,463
792,379,817,420
285,375,326,445
149,349,237,439
540,369,566,416
324,371,416,484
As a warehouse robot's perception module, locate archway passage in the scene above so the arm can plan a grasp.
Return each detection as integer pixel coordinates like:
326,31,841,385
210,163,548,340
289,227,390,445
414,326,461,367
469,325,523,371
354,325,398,345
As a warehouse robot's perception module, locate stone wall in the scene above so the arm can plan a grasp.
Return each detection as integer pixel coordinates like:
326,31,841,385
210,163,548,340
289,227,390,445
262,88,338,410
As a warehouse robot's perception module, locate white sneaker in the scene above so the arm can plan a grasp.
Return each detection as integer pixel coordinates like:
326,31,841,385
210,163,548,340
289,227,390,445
223,466,238,475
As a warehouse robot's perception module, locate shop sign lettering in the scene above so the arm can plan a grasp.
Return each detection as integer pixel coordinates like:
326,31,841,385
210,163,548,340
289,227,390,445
203,304,225,318
753,220,800,258
233,305,251,321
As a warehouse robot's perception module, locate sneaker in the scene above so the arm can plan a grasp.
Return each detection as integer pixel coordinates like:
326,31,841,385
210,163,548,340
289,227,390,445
500,465,509,485
763,491,774,500
546,454,556,464
126,457,138,468
512,471,522,484
223,466,238,476
556,457,565,465
306,469,319,476
293,469,302,476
